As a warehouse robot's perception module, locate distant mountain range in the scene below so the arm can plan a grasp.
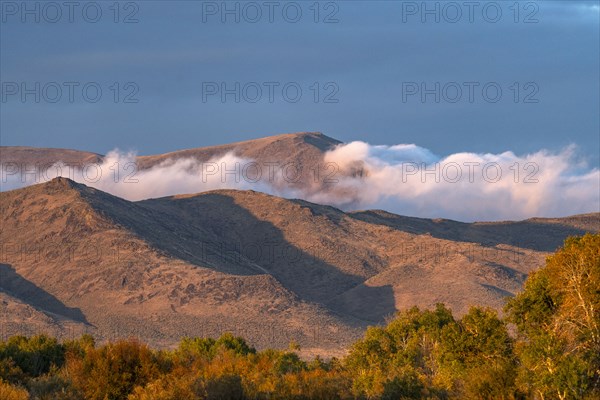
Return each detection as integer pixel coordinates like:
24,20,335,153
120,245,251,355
1,132,340,168
1,133,598,356
0,132,343,195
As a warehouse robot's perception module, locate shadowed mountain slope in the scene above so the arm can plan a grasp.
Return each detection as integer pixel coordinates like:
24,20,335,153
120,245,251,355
349,210,599,252
0,178,361,352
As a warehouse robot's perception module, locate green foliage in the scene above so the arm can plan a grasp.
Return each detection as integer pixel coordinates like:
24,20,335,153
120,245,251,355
345,304,456,398
505,269,557,336
0,335,65,379
380,368,424,400
438,307,517,399
0,357,26,384
177,336,217,364
506,233,600,399
274,351,305,375
214,332,256,356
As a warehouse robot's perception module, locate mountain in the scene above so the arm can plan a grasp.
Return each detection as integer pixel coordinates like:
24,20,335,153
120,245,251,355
0,146,103,167
1,132,343,198
0,132,339,172
1,176,598,356
134,131,341,169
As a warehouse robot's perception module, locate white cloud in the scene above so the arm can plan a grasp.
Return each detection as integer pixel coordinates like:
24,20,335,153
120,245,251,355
316,142,599,221
2,142,599,222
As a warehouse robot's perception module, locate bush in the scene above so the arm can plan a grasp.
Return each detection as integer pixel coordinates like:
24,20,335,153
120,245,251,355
27,373,82,400
68,339,160,400
203,374,245,400
0,378,29,400
0,335,65,378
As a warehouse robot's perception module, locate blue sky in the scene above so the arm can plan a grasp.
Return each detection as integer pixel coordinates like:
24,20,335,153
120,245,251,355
1,0,599,166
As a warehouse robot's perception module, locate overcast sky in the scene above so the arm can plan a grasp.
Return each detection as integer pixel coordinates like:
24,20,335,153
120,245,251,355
1,1,599,166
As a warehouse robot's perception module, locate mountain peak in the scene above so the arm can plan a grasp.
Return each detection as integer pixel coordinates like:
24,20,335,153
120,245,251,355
291,131,341,150
220,131,341,150
40,177,90,195
4,177,103,204
48,176,77,187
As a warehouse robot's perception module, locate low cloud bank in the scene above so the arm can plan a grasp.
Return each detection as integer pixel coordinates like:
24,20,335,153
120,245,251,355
315,142,599,221
2,142,598,221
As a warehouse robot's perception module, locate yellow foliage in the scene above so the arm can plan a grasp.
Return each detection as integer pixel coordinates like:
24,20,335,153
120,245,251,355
0,379,29,400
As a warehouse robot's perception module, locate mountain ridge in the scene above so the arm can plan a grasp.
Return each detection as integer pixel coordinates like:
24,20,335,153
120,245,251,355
0,131,339,167
2,177,598,355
